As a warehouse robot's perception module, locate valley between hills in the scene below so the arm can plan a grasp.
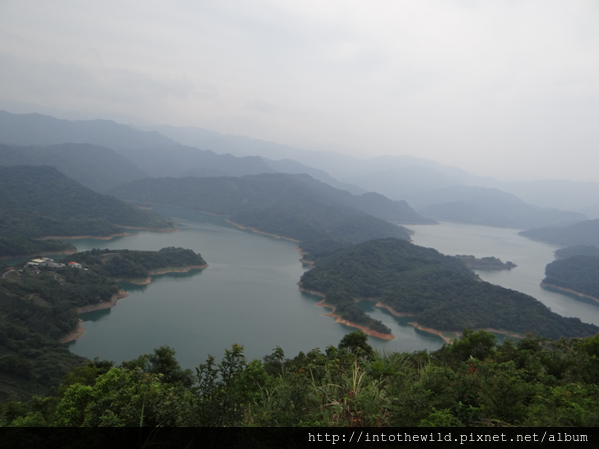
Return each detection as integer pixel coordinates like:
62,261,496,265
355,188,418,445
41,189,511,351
2,111,599,428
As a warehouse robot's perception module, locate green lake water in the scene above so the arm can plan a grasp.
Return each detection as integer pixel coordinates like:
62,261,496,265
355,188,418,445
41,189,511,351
63,212,599,370
65,208,443,369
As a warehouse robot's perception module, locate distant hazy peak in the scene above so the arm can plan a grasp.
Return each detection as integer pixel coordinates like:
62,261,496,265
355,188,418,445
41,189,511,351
0,110,178,150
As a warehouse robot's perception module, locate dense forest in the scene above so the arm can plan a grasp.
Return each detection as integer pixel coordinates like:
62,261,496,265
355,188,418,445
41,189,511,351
300,238,599,339
543,255,599,301
519,218,599,247
0,267,121,401
2,330,599,429
0,143,148,192
0,165,173,239
0,237,75,258
0,247,205,401
63,247,207,280
554,244,599,259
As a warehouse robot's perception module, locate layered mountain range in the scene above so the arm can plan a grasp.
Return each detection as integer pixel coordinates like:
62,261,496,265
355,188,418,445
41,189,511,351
1,110,594,230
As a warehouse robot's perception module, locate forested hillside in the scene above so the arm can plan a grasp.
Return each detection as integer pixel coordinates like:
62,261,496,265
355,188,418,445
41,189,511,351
0,111,177,149
0,165,173,240
0,247,206,401
555,245,599,259
109,173,429,225
300,238,599,339
0,237,75,258
543,255,599,300
0,143,148,192
520,219,599,247
108,174,415,243
64,247,207,280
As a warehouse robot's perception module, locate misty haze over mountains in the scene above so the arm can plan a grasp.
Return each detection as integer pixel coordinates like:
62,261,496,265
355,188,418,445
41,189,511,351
0,110,597,230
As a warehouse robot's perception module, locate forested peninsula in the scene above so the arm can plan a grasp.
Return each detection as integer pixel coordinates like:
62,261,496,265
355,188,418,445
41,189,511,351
519,218,599,247
0,247,206,400
554,244,599,259
299,238,599,340
542,255,599,304
63,247,208,284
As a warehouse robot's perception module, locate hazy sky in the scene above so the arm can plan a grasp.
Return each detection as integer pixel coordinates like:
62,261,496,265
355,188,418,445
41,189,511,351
1,0,599,182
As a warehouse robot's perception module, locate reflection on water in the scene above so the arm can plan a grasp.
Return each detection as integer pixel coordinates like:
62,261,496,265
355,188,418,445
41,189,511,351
80,308,112,323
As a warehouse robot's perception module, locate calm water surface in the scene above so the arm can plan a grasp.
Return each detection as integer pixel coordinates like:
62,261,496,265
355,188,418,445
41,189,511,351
66,209,443,369
409,222,599,326
65,215,598,369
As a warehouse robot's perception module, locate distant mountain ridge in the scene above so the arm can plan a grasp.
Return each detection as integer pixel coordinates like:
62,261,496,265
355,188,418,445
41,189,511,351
405,185,586,229
137,121,599,218
0,165,172,239
1,111,367,196
0,110,177,149
519,219,599,248
5,110,599,224
107,173,418,243
0,143,149,192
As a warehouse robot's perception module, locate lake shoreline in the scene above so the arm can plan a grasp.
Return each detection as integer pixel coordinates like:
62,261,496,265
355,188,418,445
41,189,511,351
541,282,599,305
62,265,207,342
116,264,209,285
299,286,395,340
40,233,136,240
226,220,300,242
316,299,396,341
299,287,522,344
61,290,130,343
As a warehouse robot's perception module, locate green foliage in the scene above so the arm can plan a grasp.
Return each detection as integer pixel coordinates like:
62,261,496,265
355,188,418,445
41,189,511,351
121,346,193,388
4,330,599,428
300,238,599,339
338,331,374,357
0,165,172,239
63,247,206,279
543,255,599,300
0,237,75,258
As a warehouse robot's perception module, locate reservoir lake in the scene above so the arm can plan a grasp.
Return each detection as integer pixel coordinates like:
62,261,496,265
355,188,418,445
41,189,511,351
66,208,443,369
65,210,599,369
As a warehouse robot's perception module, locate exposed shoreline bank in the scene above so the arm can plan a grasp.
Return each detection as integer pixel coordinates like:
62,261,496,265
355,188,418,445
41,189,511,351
61,290,130,343
62,265,208,342
299,287,522,344
541,282,599,305
298,286,395,340
226,220,300,242
316,299,396,341
119,225,178,233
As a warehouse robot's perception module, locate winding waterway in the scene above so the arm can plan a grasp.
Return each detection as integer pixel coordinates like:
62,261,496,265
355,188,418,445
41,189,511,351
65,208,443,369
409,222,599,326
64,212,599,370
